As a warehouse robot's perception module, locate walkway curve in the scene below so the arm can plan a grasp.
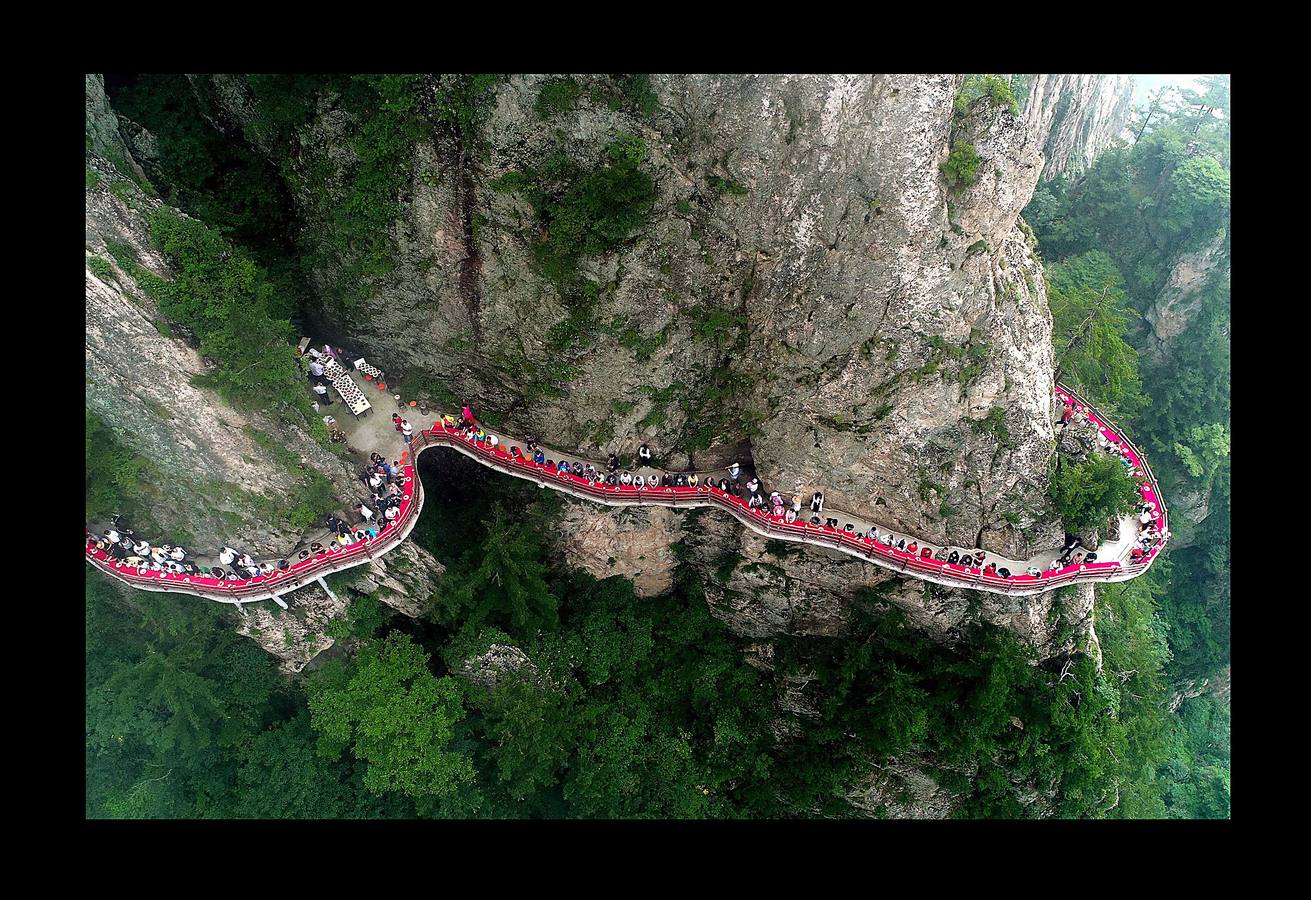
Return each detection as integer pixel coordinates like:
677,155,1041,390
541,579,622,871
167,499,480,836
85,382,1168,603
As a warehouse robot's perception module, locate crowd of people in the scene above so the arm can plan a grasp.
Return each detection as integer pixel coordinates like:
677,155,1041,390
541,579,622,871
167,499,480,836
90,384,1167,593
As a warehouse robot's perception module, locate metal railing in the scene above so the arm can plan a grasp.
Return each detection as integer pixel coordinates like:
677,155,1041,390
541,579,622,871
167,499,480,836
85,382,1168,602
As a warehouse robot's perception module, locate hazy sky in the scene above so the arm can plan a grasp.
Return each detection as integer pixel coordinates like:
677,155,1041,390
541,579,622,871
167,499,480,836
1131,74,1206,104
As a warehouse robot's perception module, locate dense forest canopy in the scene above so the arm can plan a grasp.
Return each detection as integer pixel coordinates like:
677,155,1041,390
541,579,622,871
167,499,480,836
87,74,1230,819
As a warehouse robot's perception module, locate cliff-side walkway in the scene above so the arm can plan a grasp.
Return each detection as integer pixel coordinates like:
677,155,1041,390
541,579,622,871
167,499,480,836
85,381,1168,604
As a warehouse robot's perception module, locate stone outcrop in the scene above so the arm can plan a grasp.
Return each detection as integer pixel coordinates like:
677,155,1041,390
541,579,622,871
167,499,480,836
234,584,345,674
1028,74,1134,181
554,500,683,597
457,643,539,690
1145,228,1230,362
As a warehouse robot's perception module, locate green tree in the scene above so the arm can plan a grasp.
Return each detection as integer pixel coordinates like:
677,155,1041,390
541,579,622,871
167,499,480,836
1047,251,1148,419
1049,453,1141,533
308,632,478,811
434,506,559,638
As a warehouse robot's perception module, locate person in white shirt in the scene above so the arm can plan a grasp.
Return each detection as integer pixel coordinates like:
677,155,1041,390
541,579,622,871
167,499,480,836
728,462,740,481
169,546,185,561
746,477,759,494
219,546,237,566
309,359,326,381
619,471,632,485
639,443,652,463
133,539,151,556
401,420,413,445
357,503,374,522
385,505,398,521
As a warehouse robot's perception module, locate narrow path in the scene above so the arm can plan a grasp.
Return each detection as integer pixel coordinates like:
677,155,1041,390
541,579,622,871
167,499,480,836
85,382,1169,604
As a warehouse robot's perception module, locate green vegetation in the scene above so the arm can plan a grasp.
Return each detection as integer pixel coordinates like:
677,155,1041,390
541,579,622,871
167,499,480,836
85,410,158,530
535,77,581,119
495,133,657,282
1047,250,1147,420
940,141,981,189
87,256,115,281
134,208,307,422
1049,453,1140,533
1027,75,1230,685
955,74,1020,117
86,168,101,189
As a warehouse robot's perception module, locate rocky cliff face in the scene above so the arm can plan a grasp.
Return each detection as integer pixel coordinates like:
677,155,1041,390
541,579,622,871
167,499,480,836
1144,228,1231,362
93,73,1133,664
1029,74,1134,181
202,74,1079,558
85,75,444,659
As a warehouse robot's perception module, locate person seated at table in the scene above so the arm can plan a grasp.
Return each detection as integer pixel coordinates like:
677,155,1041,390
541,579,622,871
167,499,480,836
810,515,822,525
675,473,688,487
210,566,227,579
784,508,797,523
688,473,699,487
1026,565,1042,577
1048,558,1063,572
947,550,960,565
770,491,783,508
169,546,186,562
533,448,546,465
219,546,238,567
934,547,948,561
606,473,618,486
920,547,933,559
883,533,895,547
866,526,879,542
745,477,759,495
773,503,785,518
906,541,918,555
557,459,570,473
124,554,147,568
634,474,645,487
983,562,997,575
748,493,763,508
571,461,584,476
132,538,151,557
825,517,839,529
997,567,1011,578
585,464,598,481
620,470,632,485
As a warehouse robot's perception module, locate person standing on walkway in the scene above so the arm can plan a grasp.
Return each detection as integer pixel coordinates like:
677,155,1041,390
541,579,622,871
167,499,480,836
639,443,652,464
312,382,332,405
309,358,326,384
356,502,375,526
401,419,414,446
462,402,476,426
728,462,740,482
